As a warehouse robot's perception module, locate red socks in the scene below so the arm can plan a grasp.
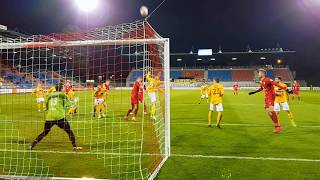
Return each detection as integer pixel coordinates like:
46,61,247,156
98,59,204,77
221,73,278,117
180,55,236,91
270,111,280,127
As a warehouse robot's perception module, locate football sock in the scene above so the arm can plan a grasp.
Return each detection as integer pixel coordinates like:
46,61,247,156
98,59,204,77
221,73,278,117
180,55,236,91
270,111,280,127
208,111,212,126
216,112,222,126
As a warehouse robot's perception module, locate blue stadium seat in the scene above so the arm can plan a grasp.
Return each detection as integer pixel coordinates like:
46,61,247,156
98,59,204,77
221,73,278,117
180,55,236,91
130,71,144,82
266,70,275,79
170,70,182,79
208,70,232,81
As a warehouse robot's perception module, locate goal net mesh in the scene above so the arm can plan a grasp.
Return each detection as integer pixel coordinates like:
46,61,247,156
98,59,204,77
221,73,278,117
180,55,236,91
0,20,170,180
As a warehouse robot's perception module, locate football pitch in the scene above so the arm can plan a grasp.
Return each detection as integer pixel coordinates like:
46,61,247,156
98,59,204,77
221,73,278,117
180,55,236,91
1,90,320,179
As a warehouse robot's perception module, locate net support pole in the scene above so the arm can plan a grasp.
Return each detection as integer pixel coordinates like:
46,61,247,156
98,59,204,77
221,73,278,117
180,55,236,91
164,38,171,157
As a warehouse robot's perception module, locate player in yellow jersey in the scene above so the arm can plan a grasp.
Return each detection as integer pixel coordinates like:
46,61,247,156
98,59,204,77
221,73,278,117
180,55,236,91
32,83,45,112
94,85,106,119
274,77,296,127
207,78,224,128
146,71,163,120
47,85,56,96
199,83,209,104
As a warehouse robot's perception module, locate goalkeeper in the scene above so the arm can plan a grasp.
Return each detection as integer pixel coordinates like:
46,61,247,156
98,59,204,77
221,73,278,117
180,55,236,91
29,83,82,151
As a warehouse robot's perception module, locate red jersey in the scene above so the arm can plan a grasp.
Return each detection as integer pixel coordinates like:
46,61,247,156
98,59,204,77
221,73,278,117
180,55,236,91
131,80,141,104
257,77,286,108
138,84,146,102
293,83,300,92
233,85,239,90
65,84,73,93
103,84,110,91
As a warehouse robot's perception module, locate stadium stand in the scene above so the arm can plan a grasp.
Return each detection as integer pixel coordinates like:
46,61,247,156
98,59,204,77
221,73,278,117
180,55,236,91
170,70,182,79
231,69,255,81
266,69,275,79
182,70,204,79
208,69,232,81
274,68,291,81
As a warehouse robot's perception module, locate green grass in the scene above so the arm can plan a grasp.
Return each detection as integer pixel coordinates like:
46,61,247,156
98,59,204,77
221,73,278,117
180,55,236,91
1,90,320,179
156,90,320,180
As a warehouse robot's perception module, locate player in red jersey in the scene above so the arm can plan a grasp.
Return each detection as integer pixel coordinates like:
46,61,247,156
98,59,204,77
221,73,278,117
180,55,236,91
139,84,147,114
124,77,142,121
233,82,239,95
248,69,287,133
292,80,300,101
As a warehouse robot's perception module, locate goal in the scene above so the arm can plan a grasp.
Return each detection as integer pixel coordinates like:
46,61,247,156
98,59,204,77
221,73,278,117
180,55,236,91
0,20,170,180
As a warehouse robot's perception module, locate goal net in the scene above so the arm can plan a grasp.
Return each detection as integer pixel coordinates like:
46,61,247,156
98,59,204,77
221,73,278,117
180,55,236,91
0,20,170,180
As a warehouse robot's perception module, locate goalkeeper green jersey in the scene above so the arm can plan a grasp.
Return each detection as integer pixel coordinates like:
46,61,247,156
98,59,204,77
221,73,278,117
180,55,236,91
46,92,71,121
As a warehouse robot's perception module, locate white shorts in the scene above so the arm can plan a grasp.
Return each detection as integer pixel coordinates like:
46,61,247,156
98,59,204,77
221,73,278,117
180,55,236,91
36,98,45,103
95,98,104,105
274,102,290,112
201,94,208,99
149,93,157,103
210,103,223,112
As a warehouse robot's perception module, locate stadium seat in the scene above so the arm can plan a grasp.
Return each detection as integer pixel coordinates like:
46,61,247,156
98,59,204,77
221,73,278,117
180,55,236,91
208,70,232,81
182,70,204,79
266,70,275,79
274,68,291,81
130,70,144,82
170,70,182,79
232,69,255,81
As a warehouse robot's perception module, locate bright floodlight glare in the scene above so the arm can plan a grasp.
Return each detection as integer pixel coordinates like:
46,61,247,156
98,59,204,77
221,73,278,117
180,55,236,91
76,0,99,12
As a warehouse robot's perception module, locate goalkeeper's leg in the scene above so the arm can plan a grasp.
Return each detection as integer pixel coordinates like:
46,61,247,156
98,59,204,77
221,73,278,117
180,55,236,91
57,119,81,150
30,121,55,150
93,105,97,117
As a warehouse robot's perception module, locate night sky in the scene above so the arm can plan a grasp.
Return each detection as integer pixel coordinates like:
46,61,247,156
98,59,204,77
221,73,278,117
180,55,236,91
0,0,320,83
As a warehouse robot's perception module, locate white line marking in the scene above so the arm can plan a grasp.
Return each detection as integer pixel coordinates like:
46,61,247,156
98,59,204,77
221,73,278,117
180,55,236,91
0,120,319,128
171,122,320,128
172,154,320,162
0,149,319,163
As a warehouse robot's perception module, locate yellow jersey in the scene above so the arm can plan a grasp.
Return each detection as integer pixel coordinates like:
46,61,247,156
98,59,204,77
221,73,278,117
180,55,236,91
200,84,208,95
274,83,288,103
94,88,105,99
101,84,109,100
32,87,45,98
208,83,224,104
47,86,56,95
146,72,162,94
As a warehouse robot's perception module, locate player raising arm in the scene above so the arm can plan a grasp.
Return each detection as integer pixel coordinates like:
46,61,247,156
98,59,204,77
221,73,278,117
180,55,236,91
274,77,296,127
32,83,45,112
207,78,224,128
146,71,163,120
248,69,287,133
30,83,82,151
124,77,142,121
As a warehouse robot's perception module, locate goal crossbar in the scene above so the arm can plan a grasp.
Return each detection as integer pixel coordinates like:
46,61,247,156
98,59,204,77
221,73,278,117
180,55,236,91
0,38,168,50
